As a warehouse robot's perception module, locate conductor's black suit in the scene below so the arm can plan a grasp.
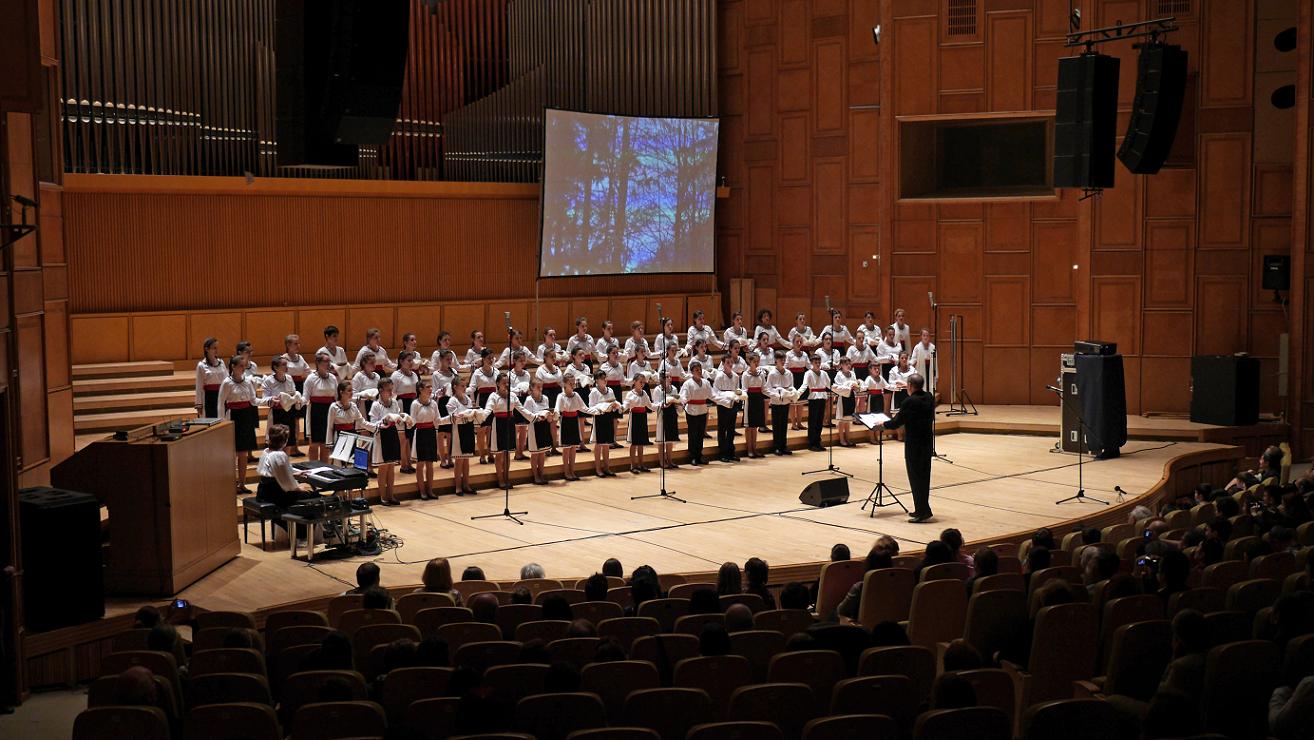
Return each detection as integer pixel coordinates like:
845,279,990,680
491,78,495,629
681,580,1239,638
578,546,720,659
883,389,935,520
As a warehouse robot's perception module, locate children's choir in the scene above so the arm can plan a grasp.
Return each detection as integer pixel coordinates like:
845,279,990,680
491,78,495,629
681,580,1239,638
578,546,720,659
203,309,934,499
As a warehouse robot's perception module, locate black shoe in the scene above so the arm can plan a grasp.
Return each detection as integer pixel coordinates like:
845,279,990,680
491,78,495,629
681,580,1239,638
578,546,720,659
368,471,379,478
689,459,703,466
782,449,794,455
611,443,624,449
908,514,932,523
759,427,770,433
773,450,785,456
401,466,417,474
808,445,825,452
290,451,307,458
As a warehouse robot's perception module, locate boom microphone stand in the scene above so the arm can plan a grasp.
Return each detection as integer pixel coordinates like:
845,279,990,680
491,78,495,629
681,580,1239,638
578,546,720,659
633,303,687,503
472,312,529,525
944,314,978,416
927,292,953,465
803,388,854,479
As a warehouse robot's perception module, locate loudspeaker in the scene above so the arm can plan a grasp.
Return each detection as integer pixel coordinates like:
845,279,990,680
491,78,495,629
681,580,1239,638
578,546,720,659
799,478,850,508
276,0,411,167
19,487,104,632
1118,44,1188,175
1054,54,1120,189
1263,255,1291,291
1074,353,1127,458
1190,355,1260,426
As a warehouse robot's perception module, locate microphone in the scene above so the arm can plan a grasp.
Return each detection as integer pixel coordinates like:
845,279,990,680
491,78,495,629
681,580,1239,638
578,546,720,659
928,291,936,309
504,311,512,331
825,294,833,316
1046,384,1062,394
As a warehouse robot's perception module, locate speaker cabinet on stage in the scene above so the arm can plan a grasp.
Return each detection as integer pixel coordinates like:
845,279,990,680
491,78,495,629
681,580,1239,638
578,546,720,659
1074,353,1127,458
19,487,104,632
1054,54,1120,190
800,478,850,508
1118,43,1188,175
1190,355,1260,426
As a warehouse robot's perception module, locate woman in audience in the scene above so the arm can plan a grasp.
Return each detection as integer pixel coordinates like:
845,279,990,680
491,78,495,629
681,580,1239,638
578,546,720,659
716,562,742,596
416,557,461,605
461,565,485,581
939,528,974,576
744,557,776,609
914,540,953,581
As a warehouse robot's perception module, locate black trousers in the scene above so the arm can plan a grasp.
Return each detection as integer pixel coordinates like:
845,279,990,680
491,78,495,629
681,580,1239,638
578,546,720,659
687,414,708,462
717,405,738,459
807,398,826,446
904,445,933,517
771,404,790,452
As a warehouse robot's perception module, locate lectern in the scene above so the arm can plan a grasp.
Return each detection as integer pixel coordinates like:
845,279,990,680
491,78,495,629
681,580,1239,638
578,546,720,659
51,422,239,595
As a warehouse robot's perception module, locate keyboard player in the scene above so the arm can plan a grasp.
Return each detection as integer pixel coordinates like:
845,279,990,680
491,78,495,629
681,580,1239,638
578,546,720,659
256,423,319,544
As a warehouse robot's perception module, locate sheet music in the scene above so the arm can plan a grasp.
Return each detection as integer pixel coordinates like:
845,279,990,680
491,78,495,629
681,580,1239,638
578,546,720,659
856,412,890,430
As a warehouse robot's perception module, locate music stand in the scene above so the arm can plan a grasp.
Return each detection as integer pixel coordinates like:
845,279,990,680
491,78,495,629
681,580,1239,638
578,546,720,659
803,388,854,479
857,412,906,516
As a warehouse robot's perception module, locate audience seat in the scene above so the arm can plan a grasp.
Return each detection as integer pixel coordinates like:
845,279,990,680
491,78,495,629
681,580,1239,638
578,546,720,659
1002,603,1098,708
580,660,661,722
516,692,607,740
397,592,457,623
1190,501,1216,526
535,588,587,606
597,617,661,650
414,606,475,634
905,580,967,650
1021,698,1119,740
631,634,700,672
352,623,420,670
280,669,367,723
727,683,815,740
1226,578,1281,615
674,655,753,719
86,673,179,723
687,721,783,740
919,562,969,582
815,560,865,620
496,603,544,639
405,696,462,740
857,568,915,626
913,706,1010,740
1202,561,1250,591
381,666,453,724
196,610,257,632
292,700,385,740
607,587,635,610
1285,570,1310,595
623,687,712,740
1099,595,1164,666
893,555,922,570
970,574,1023,595
1101,524,1135,544
565,729,659,740
184,702,280,740
668,582,718,599
802,714,899,740
1168,587,1226,616
573,576,626,591
573,601,625,625
264,609,328,636
513,578,565,599
858,646,935,704
675,613,726,636
453,580,500,602
189,647,267,678
1297,521,1314,547
483,663,549,705
188,672,272,707
1249,551,1296,580
720,594,767,613
1026,566,1081,599
1085,619,1171,702
730,630,787,682
1223,535,1260,561
194,627,264,653
72,706,170,740
636,597,691,631
752,609,813,637
101,650,183,702
547,637,603,667
962,589,1027,660
452,640,521,672
326,595,365,627
829,675,915,731
1202,640,1281,739
767,650,846,716
657,573,688,591
938,669,1015,728
437,621,502,652
515,619,572,643
995,556,1023,575
111,629,152,653
267,625,333,659
336,607,401,636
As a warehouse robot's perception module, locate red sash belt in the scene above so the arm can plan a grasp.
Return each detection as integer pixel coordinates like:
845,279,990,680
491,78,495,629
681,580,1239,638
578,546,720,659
414,422,435,429
334,423,354,431
292,375,307,382
226,401,252,410
310,395,334,404
398,392,417,399
869,389,884,396
543,382,561,389
686,399,708,405
853,363,870,368
748,390,764,395
561,411,578,417
809,388,828,393
631,408,648,413
494,412,510,418
203,383,221,391
607,380,622,387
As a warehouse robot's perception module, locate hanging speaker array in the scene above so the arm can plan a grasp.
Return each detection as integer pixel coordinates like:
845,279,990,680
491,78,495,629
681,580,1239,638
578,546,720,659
1118,43,1188,175
1053,53,1120,190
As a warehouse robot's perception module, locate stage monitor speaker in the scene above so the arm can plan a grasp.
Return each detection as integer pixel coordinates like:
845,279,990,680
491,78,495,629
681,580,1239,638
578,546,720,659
19,487,104,632
1054,54,1120,190
800,478,850,508
1118,44,1188,175
1263,255,1291,291
1074,353,1127,459
276,0,411,167
1190,355,1260,426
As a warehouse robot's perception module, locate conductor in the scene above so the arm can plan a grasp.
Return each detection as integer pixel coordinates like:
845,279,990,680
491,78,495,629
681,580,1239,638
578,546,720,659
882,373,935,523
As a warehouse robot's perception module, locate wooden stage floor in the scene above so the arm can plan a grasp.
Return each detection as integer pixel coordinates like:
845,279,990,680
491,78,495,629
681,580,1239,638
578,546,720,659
111,404,1247,616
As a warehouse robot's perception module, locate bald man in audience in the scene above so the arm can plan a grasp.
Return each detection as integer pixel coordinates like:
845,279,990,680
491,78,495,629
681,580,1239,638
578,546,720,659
725,603,754,632
469,592,499,624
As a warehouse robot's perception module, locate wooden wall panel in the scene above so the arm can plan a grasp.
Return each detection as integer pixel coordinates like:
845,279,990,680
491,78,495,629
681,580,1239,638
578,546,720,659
245,311,297,359
1092,277,1141,356
130,315,187,363
1198,134,1252,248
1031,221,1076,303
938,223,983,302
814,159,846,252
986,11,1031,111
893,16,937,115
70,316,128,364
1195,276,1249,355
985,277,1028,346
1200,0,1254,108
188,314,244,358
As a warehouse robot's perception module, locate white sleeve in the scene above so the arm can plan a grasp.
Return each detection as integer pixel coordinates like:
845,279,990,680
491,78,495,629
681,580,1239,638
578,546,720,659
195,364,206,407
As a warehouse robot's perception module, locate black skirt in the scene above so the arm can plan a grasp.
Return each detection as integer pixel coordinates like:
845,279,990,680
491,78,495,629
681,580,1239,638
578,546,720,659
747,392,766,427
437,397,452,433
203,388,220,419
378,426,402,463
893,389,909,412
855,366,870,381
493,415,516,452
560,415,581,446
661,405,681,443
456,422,476,456
629,411,650,445
841,394,857,417
477,389,494,427
544,386,561,407
790,369,805,388
293,377,306,393
595,412,617,444
532,420,553,452
309,402,331,443
230,405,259,451
271,405,301,437
415,427,439,461
881,363,893,381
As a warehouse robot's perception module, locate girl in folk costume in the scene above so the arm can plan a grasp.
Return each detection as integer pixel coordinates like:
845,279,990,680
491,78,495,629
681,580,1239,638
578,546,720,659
847,329,877,385
430,350,459,468
281,334,311,397
497,329,529,369
594,320,620,363
832,356,860,448
753,331,776,369
740,352,768,458
536,327,564,365
463,330,487,371
368,378,405,506
326,380,370,453
356,328,395,375
628,350,656,390
555,374,587,481
304,353,340,462
909,328,938,396
858,311,882,350
219,354,269,492
392,351,421,474
624,320,652,364
351,353,381,417
535,349,565,455
723,311,749,348
821,310,854,355
766,351,797,456
876,325,902,382
785,334,812,431
886,352,916,438
890,307,913,351
624,373,655,473
508,351,533,461
520,377,554,485
564,347,593,452
680,360,714,466
316,325,350,377
485,374,523,490
754,308,786,349
400,333,425,375
686,309,721,352
600,346,628,448
688,338,714,374
863,359,888,443
427,330,455,374
789,312,819,350
235,341,260,380
726,340,749,375
194,337,226,419
711,354,743,464
263,357,306,458
588,369,623,477
411,380,442,500
816,334,841,427
566,316,595,367
467,349,499,464
802,353,832,453
653,368,682,470
443,382,477,495
660,343,687,387
653,317,681,358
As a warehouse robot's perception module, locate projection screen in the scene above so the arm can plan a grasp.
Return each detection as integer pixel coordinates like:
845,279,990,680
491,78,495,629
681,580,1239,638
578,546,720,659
539,109,719,277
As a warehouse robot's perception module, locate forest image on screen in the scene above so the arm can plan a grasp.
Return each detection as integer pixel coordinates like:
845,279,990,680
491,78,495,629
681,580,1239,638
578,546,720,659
540,110,718,276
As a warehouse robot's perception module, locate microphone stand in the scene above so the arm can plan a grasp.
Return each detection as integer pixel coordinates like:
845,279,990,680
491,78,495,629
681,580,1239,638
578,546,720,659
927,294,952,465
472,320,529,525
803,387,854,479
1049,384,1107,506
633,306,687,503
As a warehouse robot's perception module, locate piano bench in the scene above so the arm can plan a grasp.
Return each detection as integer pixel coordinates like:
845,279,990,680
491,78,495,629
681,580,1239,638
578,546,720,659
242,498,281,549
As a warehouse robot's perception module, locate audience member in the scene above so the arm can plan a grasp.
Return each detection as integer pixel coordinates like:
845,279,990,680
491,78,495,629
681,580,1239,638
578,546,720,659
963,547,998,596
779,582,810,610
543,662,582,693
939,528,974,576
744,558,776,609
510,587,533,605
941,639,983,672
1129,505,1154,524
717,562,742,595
1085,550,1121,599
416,636,449,667
1022,545,1051,590
221,628,257,649
461,565,486,581
932,674,977,710
836,545,894,623
147,624,186,668
304,631,353,671
602,558,624,578
362,585,393,610
689,588,721,615
518,639,550,665
566,619,596,638
629,566,662,611
915,540,953,581
1155,549,1191,602
1159,609,1209,704
869,620,910,647
133,606,162,629
112,666,158,706
724,603,754,632
347,562,381,595
541,594,573,621
584,573,610,602
699,623,732,656
1215,496,1241,520
594,638,627,662
1271,620,1314,739
830,543,851,561
469,593,499,624
520,563,546,580
417,557,462,605
1031,527,1056,552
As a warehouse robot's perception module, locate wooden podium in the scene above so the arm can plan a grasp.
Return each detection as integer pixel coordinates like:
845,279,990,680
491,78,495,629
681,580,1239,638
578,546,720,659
51,422,240,595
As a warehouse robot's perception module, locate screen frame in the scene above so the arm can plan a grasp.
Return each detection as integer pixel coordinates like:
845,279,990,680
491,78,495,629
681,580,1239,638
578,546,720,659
537,107,721,279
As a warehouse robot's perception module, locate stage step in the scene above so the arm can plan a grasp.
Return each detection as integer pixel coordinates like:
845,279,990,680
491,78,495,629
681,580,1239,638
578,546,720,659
74,407,198,433
73,370,195,396
71,361,176,381
74,389,198,414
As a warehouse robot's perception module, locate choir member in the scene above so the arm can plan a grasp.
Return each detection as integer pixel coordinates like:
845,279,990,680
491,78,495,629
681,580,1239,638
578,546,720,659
863,362,888,443
847,329,878,385
356,328,395,375
427,330,455,372
628,352,656,389
789,312,818,349
600,346,627,448
536,328,563,365
816,334,841,378
588,370,622,477
508,351,533,460
890,308,913,350
430,350,459,468
368,378,404,506
485,374,521,489
887,352,916,430
660,343,687,387
521,378,553,485
766,351,795,456
316,325,350,377
624,320,652,364
566,317,595,366
754,308,786,349
564,347,593,452
653,317,681,357
235,341,259,379
821,310,853,354
392,351,421,474
712,355,742,463
832,356,859,447
536,350,565,455
723,311,749,348
351,353,380,416
194,337,226,419
753,331,776,368
910,328,937,396
498,330,533,369
263,356,305,458
326,380,369,451
594,320,620,361
686,309,721,352
741,352,767,458
624,374,654,474
255,424,316,545
688,338,714,372
401,333,427,375
785,335,811,431
444,382,477,495
411,380,442,500
858,312,882,349
463,330,488,371
218,354,268,492
876,325,902,382
654,370,681,470
555,374,587,481
803,353,832,452
467,349,499,464
680,360,714,466
726,341,749,375
304,353,339,463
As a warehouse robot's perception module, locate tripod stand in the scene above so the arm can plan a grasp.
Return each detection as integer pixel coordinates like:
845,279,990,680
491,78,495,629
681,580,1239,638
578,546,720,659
859,414,906,516
943,314,978,416
1049,384,1107,506
803,389,854,479
633,304,686,503
472,314,529,525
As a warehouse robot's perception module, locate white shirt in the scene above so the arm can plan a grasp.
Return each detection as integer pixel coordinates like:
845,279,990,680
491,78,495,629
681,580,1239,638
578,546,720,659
535,364,564,388
686,324,719,351
594,335,620,359
679,377,713,416
262,374,299,410
910,342,937,392
467,366,500,396
430,367,458,398
890,321,913,349
256,449,300,491
391,369,420,398
588,387,622,415
304,371,339,403
351,371,379,397
888,365,916,392
536,342,563,364
497,345,533,369
711,367,741,407
766,367,795,404
785,349,812,372
653,332,682,356
463,346,486,369
316,345,350,372
507,368,532,396
820,324,854,348
281,353,311,381
847,345,878,368
564,362,593,388
355,345,394,374
628,360,655,383
814,347,841,371
624,389,653,413
754,324,785,348
788,325,818,348
411,398,442,427
659,356,687,385
803,368,832,400
368,396,403,428
327,401,369,447
600,361,628,388
876,339,903,364
833,369,860,400
566,333,595,360
723,326,750,347
522,394,552,419
555,391,587,419
741,367,767,393
857,323,882,347
195,359,228,407
624,336,652,363
217,376,265,419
